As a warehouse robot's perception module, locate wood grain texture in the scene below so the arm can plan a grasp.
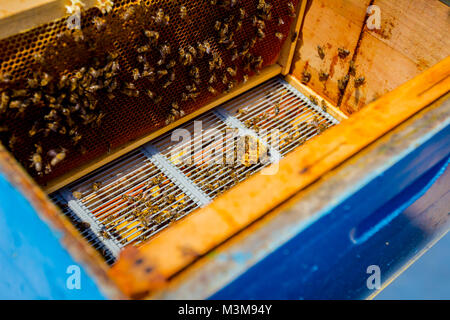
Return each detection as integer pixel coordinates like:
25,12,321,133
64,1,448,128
290,0,371,111
109,56,450,298
340,0,450,114
0,0,55,19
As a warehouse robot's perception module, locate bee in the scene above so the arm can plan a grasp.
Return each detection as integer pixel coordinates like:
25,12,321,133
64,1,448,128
243,74,249,83
275,32,284,41
222,74,229,85
122,6,136,21
319,71,329,82
197,42,209,58
92,16,106,31
321,100,328,113
72,133,82,145
309,95,318,105
76,221,91,231
209,74,217,84
163,79,173,89
132,68,141,81
157,69,168,78
160,43,171,56
214,20,222,32
226,66,237,77
354,76,366,88
166,60,176,69
181,52,194,66
8,134,17,150
317,45,325,59
338,48,351,59
338,75,350,92
165,114,176,125
301,70,311,84
92,182,102,192
237,108,248,116
180,5,188,19
99,227,111,239
349,61,356,76
0,92,10,113
137,45,150,53
40,72,52,87
29,151,43,175
231,49,240,62
249,37,257,49
27,78,39,89
278,17,285,26
144,30,159,45
44,163,52,175
236,21,243,32
73,191,83,199
207,86,218,95
0,72,12,84
190,66,200,79
154,8,170,26
239,8,246,20
287,2,296,18
48,148,67,167
11,89,27,98
95,112,105,127
274,105,280,115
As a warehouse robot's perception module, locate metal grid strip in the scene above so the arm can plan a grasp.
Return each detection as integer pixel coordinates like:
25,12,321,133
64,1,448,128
141,144,212,207
52,76,340,264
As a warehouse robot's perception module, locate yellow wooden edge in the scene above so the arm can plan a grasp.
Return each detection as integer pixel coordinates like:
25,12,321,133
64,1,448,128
367,229,450,300
285,74,349,121
277,0,308,75
44,64,282,194
108,57,450,298
0,0,100,40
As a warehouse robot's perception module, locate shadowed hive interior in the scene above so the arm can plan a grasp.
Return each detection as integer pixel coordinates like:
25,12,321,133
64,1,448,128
0,0,299,186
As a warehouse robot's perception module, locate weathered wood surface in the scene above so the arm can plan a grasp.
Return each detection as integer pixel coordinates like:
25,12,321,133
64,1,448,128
340,0,450,114
291,0,371,112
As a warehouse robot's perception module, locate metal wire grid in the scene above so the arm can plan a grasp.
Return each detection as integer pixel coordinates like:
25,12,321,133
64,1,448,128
52,77,339,264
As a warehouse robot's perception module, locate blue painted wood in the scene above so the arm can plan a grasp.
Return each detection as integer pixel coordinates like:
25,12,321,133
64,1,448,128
211,124,450,300
0,174,105,299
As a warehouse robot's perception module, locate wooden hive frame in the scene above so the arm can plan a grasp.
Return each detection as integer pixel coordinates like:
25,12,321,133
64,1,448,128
0,0,449,299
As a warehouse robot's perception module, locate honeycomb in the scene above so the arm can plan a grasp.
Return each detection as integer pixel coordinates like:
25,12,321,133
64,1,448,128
0,0,299,186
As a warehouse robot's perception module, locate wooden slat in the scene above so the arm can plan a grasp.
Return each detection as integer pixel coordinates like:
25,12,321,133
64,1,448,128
290,0,371,112
44,64,282,194
0,0,55,19
108,56,450,298
277,0,308,75
340,0,450,114
0,0,99,40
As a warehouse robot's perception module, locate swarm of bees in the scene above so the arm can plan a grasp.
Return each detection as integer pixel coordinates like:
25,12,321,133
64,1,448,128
0,0,298,181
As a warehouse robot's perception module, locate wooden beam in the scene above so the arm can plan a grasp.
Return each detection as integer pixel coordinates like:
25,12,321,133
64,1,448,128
277,0,308,75
108,56,450,298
